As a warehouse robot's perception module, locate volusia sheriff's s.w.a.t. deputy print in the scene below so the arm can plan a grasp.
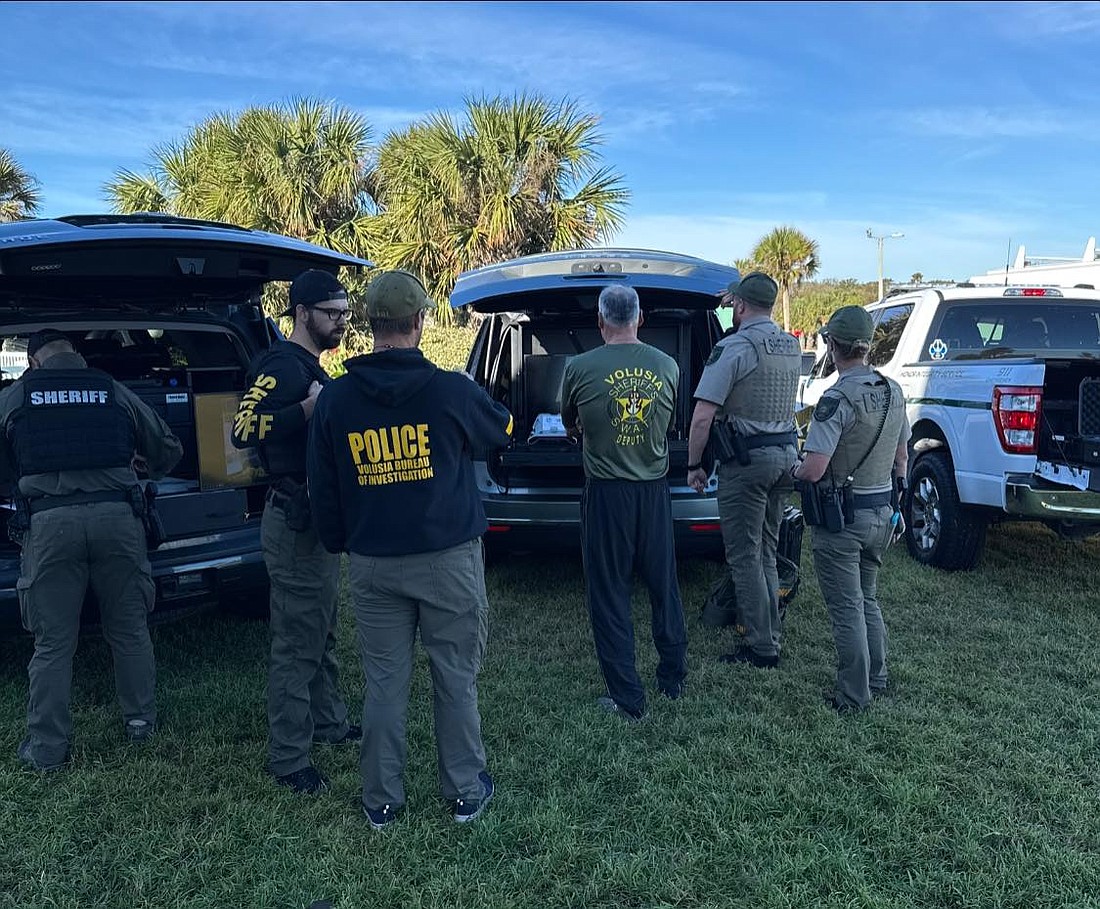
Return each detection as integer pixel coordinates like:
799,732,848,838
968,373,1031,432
307,347,513,557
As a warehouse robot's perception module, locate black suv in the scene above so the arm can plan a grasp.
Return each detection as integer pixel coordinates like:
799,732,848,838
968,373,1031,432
0,214,369,629
452,248,739,557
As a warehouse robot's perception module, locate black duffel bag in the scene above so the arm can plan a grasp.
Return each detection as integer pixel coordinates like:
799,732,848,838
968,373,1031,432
700,504,804,631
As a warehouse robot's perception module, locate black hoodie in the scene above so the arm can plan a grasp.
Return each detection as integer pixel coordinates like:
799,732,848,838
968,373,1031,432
308,348,513,556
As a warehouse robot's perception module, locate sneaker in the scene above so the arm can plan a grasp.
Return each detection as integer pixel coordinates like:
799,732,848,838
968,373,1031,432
718,646,780,669
17,738,69,773
274,766,330,794
314,724,362,746
125,719,155,744
453,771,494,824
363,803,400,830
595,696,646,722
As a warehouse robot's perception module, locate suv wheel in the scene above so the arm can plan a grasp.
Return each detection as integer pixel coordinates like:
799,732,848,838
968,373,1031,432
904,450,987,570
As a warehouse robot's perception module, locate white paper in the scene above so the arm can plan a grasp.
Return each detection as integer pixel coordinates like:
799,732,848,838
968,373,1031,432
528,412,568,441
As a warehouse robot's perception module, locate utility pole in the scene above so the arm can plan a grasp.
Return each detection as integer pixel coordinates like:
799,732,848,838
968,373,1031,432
866,229,904,300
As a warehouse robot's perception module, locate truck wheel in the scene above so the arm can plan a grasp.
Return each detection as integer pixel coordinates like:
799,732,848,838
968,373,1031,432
904,451,987,570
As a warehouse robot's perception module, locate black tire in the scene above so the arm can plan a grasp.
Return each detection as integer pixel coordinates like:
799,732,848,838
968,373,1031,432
904,450,988,571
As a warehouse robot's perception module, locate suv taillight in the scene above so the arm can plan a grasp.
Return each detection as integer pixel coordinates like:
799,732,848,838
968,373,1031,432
993,386,1043,454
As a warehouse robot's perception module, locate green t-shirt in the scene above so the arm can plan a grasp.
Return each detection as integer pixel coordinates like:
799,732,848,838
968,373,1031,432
560,342,679,481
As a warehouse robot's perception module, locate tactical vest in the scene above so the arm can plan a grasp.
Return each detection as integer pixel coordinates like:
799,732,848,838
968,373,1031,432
8,368,135,476
722,325,802,425
826,371,905,489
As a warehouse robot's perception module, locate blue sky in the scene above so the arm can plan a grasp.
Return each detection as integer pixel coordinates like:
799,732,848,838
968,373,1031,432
4,0,1100,282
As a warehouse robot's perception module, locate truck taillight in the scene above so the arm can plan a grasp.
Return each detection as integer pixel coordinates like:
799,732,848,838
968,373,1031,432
993,386,1043,454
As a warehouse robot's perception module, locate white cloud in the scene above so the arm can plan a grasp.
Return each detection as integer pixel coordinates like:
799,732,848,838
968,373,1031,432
895,106,1097,140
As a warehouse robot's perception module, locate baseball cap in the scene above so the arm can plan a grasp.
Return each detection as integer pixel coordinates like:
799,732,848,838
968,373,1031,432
281,270,347,317
822,305,874,344
365,270,433,320
725,271,778,308
27,328,72,359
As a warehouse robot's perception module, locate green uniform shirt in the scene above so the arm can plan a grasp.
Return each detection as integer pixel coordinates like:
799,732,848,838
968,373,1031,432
560,342,678,481
0,351,183,496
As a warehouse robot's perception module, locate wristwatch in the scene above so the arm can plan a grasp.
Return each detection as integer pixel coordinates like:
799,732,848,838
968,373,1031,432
687,462,703,471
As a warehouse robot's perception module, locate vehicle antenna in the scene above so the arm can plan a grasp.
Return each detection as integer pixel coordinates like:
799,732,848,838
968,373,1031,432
1004,238,1012,286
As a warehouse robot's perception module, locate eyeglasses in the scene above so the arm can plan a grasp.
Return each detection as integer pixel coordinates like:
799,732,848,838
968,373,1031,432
311,306,351,323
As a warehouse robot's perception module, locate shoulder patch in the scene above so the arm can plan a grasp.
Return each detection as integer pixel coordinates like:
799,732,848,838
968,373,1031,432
705,345,724,366
813,396,841,422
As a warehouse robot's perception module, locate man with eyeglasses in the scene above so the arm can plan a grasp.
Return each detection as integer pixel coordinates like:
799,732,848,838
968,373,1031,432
232,269,358,794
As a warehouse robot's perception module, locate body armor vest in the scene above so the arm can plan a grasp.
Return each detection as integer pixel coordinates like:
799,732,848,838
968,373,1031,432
9,368,135,476
722,325,802,425
826,371,904,489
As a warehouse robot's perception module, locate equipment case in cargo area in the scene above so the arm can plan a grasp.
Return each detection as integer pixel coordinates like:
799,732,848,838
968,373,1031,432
700,504,804,631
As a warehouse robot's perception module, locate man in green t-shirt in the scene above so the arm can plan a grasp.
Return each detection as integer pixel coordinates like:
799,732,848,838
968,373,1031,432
560,284,688,722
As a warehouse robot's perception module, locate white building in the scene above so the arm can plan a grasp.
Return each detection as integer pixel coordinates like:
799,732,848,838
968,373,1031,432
969,238,1100,287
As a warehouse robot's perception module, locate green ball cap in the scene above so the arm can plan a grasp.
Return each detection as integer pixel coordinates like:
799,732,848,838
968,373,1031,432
726,271,778,308
823,305,874,344
365,270,433,319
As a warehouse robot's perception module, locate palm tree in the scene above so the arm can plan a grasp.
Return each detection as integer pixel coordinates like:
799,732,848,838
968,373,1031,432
0,149,41,222
373,94,630,321
751,226,820,332
733,256,757,275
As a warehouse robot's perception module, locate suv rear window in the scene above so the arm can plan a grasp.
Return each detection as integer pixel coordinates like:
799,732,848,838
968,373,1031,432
926,302,1100,360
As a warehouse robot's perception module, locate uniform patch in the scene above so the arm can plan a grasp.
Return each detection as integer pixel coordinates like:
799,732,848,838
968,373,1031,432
813,396,841,422
705,345,724,366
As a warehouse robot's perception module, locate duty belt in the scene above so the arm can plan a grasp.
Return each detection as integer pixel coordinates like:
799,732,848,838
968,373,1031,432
851,490,892,510
27,489,132,515
742,431,797,450
265,487,291,511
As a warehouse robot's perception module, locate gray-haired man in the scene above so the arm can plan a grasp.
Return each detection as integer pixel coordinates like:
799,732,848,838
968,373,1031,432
560,284,688,721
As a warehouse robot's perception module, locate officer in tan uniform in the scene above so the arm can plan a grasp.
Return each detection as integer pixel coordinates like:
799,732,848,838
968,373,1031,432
791,306,910,712
0,329,182,771
687,272,802,668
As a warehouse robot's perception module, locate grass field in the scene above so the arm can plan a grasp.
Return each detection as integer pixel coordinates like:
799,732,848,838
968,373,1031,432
2,523,1099,909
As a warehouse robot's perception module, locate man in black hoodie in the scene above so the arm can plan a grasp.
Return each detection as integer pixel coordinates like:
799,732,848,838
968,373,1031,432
309,269,513,830
232,270,358,795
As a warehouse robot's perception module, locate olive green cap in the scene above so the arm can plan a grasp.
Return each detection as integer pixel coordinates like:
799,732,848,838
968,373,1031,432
726,271,778,308
365,270,433,319
823,305,874,344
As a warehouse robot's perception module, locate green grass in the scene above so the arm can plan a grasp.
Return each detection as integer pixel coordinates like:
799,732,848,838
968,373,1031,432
2,524,1100,908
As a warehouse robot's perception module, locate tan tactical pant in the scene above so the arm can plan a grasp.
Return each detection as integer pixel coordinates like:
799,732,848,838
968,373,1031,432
348,538,489,810
811,505,892,709
717,445,797,658
18,502,154,766
262,502,348,777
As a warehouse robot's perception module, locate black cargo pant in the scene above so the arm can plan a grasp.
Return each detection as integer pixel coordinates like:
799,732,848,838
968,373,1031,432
580,477,688,717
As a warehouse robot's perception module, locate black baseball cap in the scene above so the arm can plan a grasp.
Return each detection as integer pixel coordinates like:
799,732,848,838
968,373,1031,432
27,328,72,358
281,270,347,317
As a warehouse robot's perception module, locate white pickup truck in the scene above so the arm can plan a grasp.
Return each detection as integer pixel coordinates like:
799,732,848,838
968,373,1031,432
798,284,1100,569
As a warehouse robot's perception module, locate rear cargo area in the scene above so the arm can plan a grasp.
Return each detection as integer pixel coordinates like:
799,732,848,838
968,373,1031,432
0,321,269,546
1038,358,1100,475
473,307,720,489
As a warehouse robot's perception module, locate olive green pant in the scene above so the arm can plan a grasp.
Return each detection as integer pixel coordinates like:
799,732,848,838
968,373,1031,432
261,503,348,777
18,502,155,767
717,445,797,658
348,538,489,811
811,505,892,709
